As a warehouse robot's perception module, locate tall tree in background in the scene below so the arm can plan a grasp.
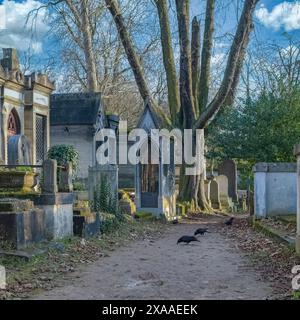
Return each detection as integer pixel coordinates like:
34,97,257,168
41,0,160,127
105,0,259,211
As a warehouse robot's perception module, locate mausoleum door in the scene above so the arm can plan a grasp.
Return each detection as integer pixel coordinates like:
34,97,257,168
140,163,159,208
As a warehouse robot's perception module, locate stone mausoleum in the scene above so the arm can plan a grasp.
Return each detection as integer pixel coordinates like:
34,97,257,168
0,48,55,165
50,92,112,183
135,101,177,220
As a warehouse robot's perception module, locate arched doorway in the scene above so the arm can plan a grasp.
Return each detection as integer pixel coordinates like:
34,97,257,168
7,109,20,137
140,139,160,208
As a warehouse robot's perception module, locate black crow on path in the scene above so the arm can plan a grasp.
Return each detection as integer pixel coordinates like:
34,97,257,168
177,236,199,245
194,228,209,236
225,217,234,226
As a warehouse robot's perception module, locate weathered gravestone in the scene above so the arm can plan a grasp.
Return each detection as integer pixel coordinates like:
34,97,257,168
210,179,221,210
218,159,238,202
8,135,30,165
58,162,73,192
216,175,231,209
42,159,58,193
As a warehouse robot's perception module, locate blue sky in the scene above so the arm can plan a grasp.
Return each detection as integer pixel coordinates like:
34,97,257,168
0,0,299,66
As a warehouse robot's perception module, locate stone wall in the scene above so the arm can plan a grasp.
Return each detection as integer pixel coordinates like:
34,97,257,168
253,163,297,218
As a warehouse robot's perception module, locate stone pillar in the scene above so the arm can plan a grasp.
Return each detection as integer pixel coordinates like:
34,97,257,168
43,159,58,193
59,162,73,192
294,144,300,254
253,163,268,219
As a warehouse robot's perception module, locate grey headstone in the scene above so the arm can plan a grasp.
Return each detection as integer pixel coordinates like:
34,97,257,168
218,159,238,202
216,175,229,198
8,135,30,165
210,179,221,210
43,159,58,193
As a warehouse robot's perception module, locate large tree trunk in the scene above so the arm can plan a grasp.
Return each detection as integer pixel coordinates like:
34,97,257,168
175,0,200,209
105,0,153,103
64,0,98,92
155,0,180,124
81,0,98,92
191,17,201,115
191,17,211,212
198,0,215,115
175,0,195,129
178,132,211,212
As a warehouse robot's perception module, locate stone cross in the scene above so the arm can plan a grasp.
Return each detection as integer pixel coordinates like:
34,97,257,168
218,159,238,202
43,159,58,193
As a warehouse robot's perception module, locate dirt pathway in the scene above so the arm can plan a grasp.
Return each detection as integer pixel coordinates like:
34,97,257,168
31,217,273,300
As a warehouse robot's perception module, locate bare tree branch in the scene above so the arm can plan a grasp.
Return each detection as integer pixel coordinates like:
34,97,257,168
196,0,259,129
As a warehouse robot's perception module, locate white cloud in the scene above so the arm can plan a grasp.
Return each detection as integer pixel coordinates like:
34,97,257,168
0,0,49,53
255,2,300,31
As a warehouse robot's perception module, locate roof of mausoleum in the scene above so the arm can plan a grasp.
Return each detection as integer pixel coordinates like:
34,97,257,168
50,92,103,126
138,98,173,130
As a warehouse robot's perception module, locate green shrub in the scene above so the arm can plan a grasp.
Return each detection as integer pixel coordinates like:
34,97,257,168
47,145,79,173
99,212,119,233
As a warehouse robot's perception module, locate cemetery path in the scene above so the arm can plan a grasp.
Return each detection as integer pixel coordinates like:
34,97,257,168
31,216,273,300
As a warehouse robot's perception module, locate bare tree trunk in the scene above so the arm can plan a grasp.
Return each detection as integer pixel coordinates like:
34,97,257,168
198,0,215,115
81,0,98,92
191,17,201,115
196,0,259,129
175,0,195,129
175,0,202,210
105,0,152,102
155,0,180,124
225,22,254,106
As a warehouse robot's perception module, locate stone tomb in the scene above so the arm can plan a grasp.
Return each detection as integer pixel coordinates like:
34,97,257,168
253,163,297,218
0,198,46,249
133,101,179,220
